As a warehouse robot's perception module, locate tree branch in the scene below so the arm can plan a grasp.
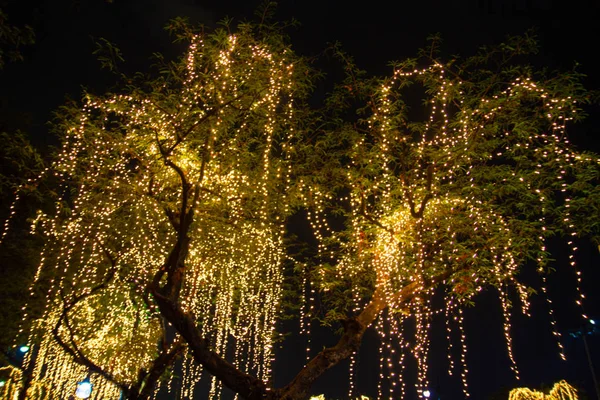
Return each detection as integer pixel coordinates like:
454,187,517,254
150,290,278,400
404,164,435,219
52,293,128,394
278,268,453,400
165,92,252,155
359,193,395,236
49,255,132,393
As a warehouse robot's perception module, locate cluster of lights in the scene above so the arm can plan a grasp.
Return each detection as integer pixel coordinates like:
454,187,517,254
2,29,597,400
0,366,22,399
509,380,579,400
306,59,597,398
6,29,300,399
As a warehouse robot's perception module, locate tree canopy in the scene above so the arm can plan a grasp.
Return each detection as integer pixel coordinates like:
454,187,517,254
1,17,599,400
300,35,599,398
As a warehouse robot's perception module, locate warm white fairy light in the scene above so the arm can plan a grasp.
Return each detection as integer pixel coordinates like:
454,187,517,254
444,295,456,376
390,312,407,400
301,275,317,365
413,296,432,397
0,365,24,399
348,350,357,399
496,281,520,380
564,209,589,321
457,308,470,397
376,313,385,400
306,58,596,397
509,380,579,400
5,29,302,399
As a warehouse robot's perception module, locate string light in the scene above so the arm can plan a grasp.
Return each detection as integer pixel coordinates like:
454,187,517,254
509,380,579,400
2,30,597,400
307,60,596,397
8,29,302,399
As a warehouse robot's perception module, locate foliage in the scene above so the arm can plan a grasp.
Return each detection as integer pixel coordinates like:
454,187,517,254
300,33,600,397
2,19,599,400
3,19,313,399
0,5,34,69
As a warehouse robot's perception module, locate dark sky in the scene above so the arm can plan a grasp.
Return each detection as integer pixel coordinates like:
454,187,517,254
2,0,600,399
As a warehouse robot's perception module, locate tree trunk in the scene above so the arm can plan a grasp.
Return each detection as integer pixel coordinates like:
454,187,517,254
151,280,422,400
151,290,279,400
278,283,418,400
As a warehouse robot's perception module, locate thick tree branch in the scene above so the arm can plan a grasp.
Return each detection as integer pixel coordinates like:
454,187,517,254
277,285,412,400
157,159,196,301
278,269,454,400
52,295,128,394
49,260,128,390
404,165,435,219
150,290,278,400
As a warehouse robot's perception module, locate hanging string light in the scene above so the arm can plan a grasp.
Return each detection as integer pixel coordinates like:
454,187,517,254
8,26,303,399
308,53,598,398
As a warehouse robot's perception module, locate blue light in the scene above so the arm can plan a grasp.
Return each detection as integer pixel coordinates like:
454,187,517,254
19,345,29,353
422,389,431,398
75,377,92,399
591,319,596,325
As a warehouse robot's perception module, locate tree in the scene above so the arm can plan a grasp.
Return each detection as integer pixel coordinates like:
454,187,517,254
2,19,599,400
296,35,600,399
0,2,34,69
1,17,312,400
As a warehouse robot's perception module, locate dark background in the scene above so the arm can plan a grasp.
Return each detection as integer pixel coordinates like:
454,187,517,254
1,0,599,399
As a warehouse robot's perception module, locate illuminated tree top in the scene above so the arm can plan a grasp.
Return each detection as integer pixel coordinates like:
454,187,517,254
509,380,579,400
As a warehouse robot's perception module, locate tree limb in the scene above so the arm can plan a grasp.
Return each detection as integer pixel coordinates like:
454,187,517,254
150,290,278,400
52,293,128,394
278,269,453,400
359,193,395,236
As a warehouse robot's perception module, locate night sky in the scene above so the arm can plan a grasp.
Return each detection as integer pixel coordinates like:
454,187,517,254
1,0,600,399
